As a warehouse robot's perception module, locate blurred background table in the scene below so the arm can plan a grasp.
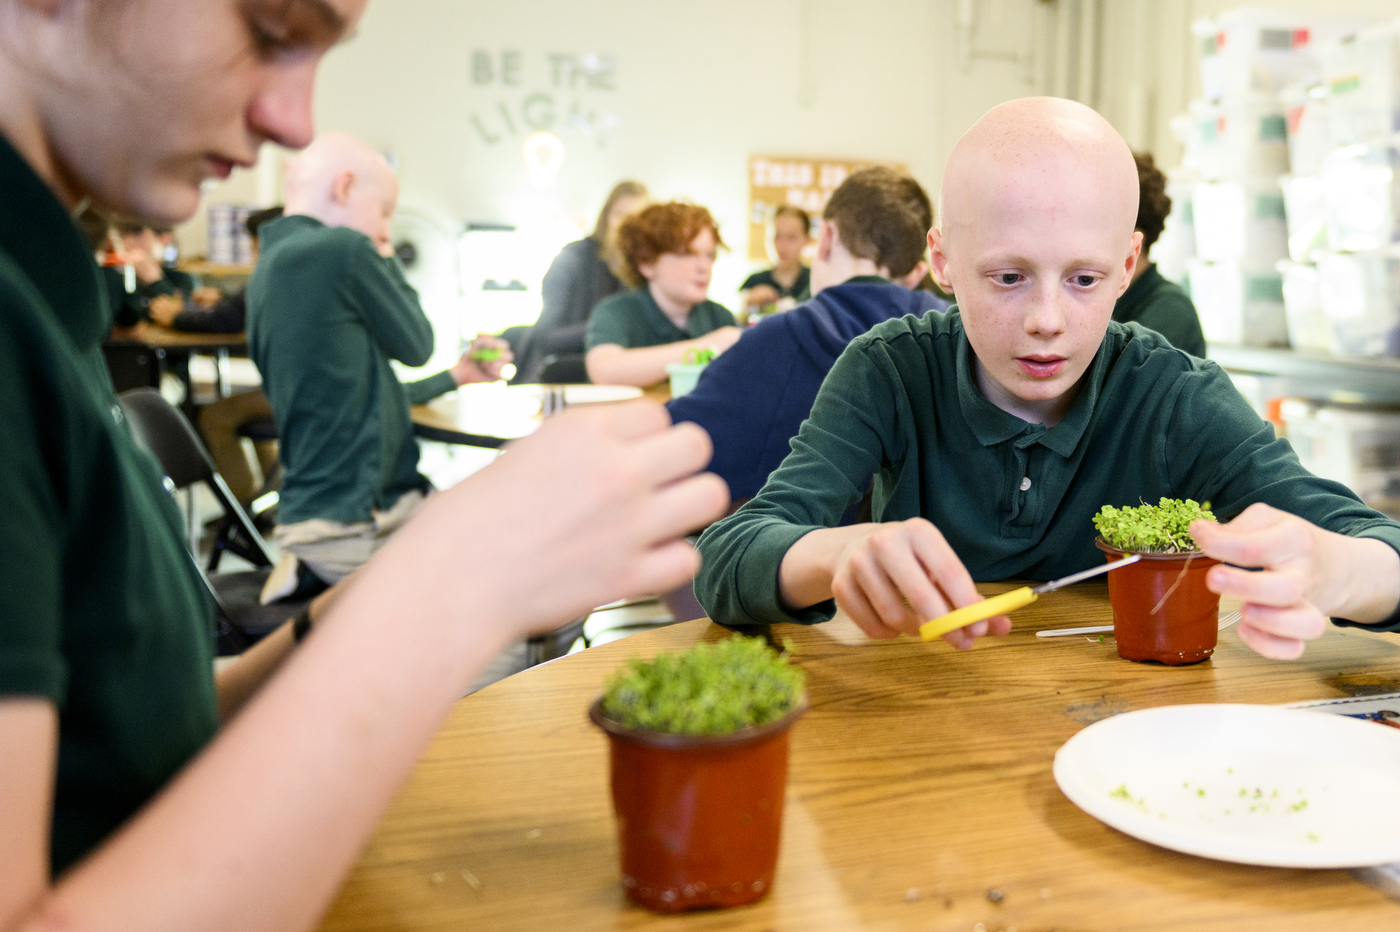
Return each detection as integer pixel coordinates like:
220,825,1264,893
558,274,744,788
103,322,248,416
318,585,1400,931
411,382,670,447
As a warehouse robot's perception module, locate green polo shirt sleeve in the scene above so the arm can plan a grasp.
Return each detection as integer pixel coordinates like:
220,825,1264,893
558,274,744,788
696,332,904,626
405,370,457,405
586,291,641,349
0,291,66,700
1162,361,1400,630
351,244,435,367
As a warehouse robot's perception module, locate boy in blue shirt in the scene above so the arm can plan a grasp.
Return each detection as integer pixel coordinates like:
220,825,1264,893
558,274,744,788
696,98,1400,661
667,166,948,503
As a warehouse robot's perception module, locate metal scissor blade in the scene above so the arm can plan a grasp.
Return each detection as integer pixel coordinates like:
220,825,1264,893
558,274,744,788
1031,553,1142,595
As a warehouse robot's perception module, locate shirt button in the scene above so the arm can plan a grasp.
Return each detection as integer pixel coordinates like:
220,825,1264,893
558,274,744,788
1020,476,1032,492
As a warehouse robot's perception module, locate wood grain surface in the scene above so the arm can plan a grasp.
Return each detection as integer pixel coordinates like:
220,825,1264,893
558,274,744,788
318,585,1400,931
110,322,247,350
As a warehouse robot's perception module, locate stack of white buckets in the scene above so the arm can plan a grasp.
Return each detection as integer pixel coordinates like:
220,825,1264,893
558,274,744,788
1160,8,1400,514
1162,7,1400,355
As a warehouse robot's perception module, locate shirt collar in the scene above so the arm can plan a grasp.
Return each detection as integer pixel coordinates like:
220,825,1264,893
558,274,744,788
951,306,1114,457
0,132,109,351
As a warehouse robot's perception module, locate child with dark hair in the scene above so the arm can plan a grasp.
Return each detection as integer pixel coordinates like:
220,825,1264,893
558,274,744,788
585,202,739,386
667,166,948,503
1111,152,1205,357
741,204,813,316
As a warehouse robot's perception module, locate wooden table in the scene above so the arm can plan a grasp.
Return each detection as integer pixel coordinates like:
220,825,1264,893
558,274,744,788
105,323,247,412
411,382,672,447
319,585,1400,931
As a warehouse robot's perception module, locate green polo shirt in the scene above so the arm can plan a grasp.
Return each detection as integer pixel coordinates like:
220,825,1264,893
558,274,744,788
1112,264,1206,358
695,308,1400,630
247,215,457,527
585,286,734,350
0,134,217,875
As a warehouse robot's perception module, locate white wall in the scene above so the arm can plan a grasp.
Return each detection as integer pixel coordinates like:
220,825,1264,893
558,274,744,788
177,0,1399,310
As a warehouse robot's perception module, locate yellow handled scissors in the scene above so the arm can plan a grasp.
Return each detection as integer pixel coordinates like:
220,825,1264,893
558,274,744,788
919,554,1142,641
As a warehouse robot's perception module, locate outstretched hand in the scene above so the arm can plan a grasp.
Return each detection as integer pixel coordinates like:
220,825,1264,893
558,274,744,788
450,334,514,384
831,518,1012,648
376,401,728,646
1192,502,1400,660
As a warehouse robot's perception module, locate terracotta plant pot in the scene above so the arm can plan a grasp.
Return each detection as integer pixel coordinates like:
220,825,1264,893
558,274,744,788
1095,538,1222,665
589,695,807,913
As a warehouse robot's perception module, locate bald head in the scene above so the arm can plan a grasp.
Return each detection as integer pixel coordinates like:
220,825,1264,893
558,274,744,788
938,97,1139,247
284,132,398,248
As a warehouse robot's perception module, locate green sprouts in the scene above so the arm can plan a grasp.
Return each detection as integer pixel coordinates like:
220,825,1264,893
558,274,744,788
682,347,717,366
600,637,805,736
1093,498,1217,554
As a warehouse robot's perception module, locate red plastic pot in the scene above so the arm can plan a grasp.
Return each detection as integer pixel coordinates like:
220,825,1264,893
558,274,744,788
1095,538,1222,665
589,695,807,913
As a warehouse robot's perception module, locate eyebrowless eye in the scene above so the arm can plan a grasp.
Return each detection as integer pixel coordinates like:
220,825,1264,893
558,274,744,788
1076,275,1095,287
999,273,1019,285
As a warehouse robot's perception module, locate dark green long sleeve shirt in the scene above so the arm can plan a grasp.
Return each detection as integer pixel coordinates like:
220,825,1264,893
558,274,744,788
247,215,456,526
695,309,1400,630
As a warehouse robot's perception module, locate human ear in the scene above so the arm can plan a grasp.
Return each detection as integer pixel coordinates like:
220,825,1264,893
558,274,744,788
1117,230,1144,297
330,171,355,206
815,220,836,262
928,228,954,292
638,261,657,282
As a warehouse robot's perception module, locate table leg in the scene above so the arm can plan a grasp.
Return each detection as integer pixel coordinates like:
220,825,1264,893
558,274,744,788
215,349,231,400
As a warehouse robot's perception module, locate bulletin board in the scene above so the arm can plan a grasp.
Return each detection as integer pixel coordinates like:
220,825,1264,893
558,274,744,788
747,155,904,261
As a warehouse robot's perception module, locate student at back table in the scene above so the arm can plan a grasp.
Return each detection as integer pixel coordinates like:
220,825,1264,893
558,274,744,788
248,132,511,595
696,96,1400,661
667,166,949,504
585,202,740,386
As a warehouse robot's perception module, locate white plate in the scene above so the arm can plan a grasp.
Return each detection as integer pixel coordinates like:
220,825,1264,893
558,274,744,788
1053,704,1400,867
560,385,644,405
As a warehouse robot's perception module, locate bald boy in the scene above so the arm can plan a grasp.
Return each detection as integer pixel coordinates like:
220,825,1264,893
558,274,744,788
248,132,510,592
696,97,1400,661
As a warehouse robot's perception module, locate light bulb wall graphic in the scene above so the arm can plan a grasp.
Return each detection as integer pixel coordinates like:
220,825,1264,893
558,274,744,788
523,131,566,189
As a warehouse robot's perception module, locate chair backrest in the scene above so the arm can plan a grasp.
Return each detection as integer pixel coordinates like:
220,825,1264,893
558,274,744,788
118,388,215,490
536,353,590,384
119,387,276,570
102,342,162,394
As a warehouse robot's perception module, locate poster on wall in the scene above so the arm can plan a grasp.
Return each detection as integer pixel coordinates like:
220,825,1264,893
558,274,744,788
747,155,905,261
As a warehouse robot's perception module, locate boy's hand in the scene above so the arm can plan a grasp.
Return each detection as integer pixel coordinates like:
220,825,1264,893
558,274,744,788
745,284,781,308
1192,503,1400,660
148,294,184,326
450,334,514,384
384,402,728,642
831,517,1012,648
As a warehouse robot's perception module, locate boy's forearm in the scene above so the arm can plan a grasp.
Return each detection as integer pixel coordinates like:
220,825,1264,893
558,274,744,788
778,524,876,610
1322,532,1400,624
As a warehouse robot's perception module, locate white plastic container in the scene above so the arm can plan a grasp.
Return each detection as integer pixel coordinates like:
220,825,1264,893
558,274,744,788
1180,95,1290,180
665,362,707,398
1321,142,1400,253
1193,8,1369,101
1187,257,1290,347
1193,179,1289,265
1320,20,1400,148
1279,174,1328,262
1279,399,1400,505
1280,81,1333,175
1154,172,1199,286
1278,259,1331,352
1317,250,1400,356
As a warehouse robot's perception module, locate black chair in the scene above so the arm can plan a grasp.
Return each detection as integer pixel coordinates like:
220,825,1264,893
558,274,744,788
102,341,162,394
535,353,590,384
118,388,307,653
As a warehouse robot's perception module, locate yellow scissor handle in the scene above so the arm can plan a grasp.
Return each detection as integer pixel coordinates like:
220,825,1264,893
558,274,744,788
919,586,1038,641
